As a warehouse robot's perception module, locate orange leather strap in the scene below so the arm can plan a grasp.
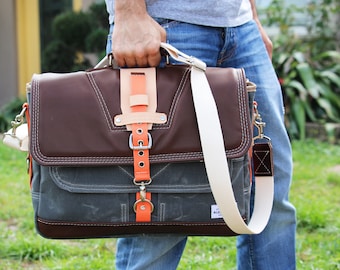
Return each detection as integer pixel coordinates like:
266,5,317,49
130,73,151,182
23,102,33,188
130,73,152,222
135,191,153,222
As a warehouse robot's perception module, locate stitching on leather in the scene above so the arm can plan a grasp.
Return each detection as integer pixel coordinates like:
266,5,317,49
30,69,252,165
49,166,211,193
232,69,252,156
31,78,44,164
153,67,190,130
121,204,127,223
87,73,116,130
253,149,271,175
38,218,228,228
159,203,166,222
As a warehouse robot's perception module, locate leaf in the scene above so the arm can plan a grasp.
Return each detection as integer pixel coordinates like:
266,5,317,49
276,52,291,67
286,80,308,99
292,52,305,63
317,98,340,122
318,70,340,88
296,63,321,99
315,81,340,108
292,100,306,140
304,101,317,122
315,50,340,62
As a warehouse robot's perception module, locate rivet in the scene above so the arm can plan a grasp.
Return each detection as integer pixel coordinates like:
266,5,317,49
115,117,121,123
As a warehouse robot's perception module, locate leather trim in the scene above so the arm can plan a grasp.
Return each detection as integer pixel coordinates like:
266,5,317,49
36,217,240,238
30,66,252,166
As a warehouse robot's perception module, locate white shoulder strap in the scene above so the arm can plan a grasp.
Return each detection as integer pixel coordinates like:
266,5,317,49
98,43,274,234
160,43,274,234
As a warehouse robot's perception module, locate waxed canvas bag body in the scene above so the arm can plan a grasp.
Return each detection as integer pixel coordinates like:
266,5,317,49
27,44,274,239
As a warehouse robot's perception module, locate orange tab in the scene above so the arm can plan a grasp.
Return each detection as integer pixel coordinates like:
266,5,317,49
23,103,33,188
130,73,151,183
129,73,153,222
135,192,153,222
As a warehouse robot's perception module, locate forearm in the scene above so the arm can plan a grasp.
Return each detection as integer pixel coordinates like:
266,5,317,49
249,0,260,21
115,0,147,19
249,0,273,59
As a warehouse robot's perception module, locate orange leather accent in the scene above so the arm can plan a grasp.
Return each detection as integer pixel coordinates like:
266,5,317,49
23,102,33,188
130,73,151,182
130,73,152,222
135,192,152,222
119,68,157,131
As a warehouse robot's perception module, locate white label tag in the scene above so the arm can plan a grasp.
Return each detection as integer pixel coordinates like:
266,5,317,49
211,205,223,219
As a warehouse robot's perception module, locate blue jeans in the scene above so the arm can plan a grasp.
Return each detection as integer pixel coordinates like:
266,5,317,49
107,19,296,270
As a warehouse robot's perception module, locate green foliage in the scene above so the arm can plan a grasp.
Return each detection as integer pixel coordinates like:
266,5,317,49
0,98,26,133
52,11,94,51
42,2,107,72
262,0,340,140
86,28,108,53
88,1,109,29
279,50,340,139
42,40,75,72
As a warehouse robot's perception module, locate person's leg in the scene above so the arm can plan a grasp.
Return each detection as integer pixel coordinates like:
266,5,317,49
116,236,187,270
218,21,296,269
108,21,225,270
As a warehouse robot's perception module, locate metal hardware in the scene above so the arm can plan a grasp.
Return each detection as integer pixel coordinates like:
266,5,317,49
160,42,207,71
10,106,27,136
133,178,152,186
133,198,154,213
253,102,271,142
139,185,147,200
138,161,145,168
133,184,154,213
115,117,121,124
129,133,153,150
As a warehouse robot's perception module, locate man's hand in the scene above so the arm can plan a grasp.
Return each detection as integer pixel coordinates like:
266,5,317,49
250,0,273,59
112,1,166,67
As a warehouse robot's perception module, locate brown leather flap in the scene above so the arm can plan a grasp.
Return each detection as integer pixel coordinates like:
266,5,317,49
29,65,253,166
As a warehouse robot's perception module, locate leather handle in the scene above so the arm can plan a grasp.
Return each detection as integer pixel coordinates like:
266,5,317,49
94,43,206,70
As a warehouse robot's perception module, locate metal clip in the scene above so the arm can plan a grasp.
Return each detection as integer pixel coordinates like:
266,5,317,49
139,185,147,201
10,106,27,136
253,102,271,142
133,178,152,186
133,183,154,213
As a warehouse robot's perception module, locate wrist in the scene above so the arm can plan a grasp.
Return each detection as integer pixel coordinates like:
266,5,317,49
115,0,147,17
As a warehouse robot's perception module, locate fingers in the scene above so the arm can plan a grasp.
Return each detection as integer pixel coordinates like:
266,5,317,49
113,43,162,68
113,52,161,68
111,13,166,67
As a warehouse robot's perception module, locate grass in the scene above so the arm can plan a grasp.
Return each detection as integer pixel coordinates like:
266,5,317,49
0,139,339,269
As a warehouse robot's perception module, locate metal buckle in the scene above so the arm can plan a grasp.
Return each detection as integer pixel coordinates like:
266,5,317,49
129,133,153,150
